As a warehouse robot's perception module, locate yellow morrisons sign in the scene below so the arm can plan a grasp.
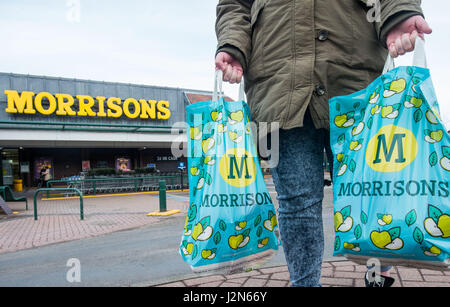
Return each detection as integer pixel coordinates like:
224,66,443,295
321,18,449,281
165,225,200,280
4,90,171,120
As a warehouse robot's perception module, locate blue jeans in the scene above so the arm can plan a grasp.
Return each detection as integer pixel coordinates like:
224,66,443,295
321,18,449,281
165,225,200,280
270,111,331,287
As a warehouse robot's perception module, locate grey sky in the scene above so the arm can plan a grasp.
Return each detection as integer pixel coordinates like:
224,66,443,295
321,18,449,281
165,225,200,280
0,0,448,128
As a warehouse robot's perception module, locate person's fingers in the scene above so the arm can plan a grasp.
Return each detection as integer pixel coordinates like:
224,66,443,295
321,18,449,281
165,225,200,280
415,17,433,34
229,68,239,84
215,55,226,71
410,30,418,47
215,61,225,72
401,33,414,52
389,43,398,58
236,70,243,84
395,37,405,56
215,52,233,72
223,65,233,82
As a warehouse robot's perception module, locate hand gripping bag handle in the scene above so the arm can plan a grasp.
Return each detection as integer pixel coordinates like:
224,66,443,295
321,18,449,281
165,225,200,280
213,69,246,102
383,37,427,74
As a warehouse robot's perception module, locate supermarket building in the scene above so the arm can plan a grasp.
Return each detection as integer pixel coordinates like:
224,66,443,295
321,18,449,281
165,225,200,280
0,72,217,187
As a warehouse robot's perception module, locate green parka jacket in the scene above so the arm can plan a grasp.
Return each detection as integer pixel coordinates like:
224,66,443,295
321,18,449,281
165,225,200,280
216,0,423,130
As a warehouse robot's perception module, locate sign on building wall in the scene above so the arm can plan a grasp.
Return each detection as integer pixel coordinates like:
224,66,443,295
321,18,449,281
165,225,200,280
116,157,131,171
34,157,53,180
3,90,171,120
82,160,90,171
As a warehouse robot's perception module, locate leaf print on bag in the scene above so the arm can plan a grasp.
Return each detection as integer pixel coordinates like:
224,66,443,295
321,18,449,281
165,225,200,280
429,151,438,167
405,209,417,227
413,109,423,123
334,236,341,252
413,227,424,245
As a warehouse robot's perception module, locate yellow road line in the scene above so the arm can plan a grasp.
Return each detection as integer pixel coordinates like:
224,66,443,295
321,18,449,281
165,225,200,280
41,189,186,201
146,209,181,216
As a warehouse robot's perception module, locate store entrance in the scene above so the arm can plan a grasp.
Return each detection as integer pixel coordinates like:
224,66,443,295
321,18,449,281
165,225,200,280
1,149,19,186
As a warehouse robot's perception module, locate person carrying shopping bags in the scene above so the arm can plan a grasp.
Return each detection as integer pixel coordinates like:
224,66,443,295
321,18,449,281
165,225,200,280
214,0,432,287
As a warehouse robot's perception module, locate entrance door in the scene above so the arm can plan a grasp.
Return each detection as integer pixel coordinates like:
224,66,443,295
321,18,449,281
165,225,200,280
2,149,19,186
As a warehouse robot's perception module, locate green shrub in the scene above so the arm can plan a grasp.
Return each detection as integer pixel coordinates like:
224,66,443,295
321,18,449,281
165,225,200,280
87,168,116,176
135,167,156,174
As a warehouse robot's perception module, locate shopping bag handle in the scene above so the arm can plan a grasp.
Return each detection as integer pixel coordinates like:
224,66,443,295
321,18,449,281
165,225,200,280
383,37,428,74
213,69,246,102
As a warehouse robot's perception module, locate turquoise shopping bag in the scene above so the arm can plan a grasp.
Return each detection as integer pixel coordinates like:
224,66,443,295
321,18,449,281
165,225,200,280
329,40,450,268
180,71,279,273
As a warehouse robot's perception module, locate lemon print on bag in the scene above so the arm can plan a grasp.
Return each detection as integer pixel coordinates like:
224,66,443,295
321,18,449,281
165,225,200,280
219,148,257,187
370,104,381,115
181,241,194,255
424,205,450,238
423,246,441,257
344,242,361,252
192,217,213,241
377,214,393,226
228,130,243,143
190,166,200,176
228,110,244,125
235,221,247,231
425,109,439,124
441,146,450,171
334,112,355,128
201,248,217,260
336,154,356,177
263,211,278,232
228,229,250,250
190,126,202,140
424,129,443,144
381,104,401,119
404,96,423,109
352,122,365,136
369,89,380,104
383,78,406,97
202,137,215,154
195,172,212,190
370,227,404,250
211,110,223,122
217,123,227,133
257,237,270,249
349,140,363,152
204,155,216,166
334,206,353,233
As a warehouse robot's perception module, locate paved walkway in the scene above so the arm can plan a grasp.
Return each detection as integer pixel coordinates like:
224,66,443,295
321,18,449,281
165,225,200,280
2,179,449,287
0,189,189,254
156,261,450,287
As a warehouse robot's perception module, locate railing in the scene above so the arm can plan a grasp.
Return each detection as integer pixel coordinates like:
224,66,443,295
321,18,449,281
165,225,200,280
34,188,84,220
46,175,188,196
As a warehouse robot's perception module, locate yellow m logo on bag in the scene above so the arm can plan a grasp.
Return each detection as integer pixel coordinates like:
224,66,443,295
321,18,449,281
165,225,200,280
366,125,418,172
219,148,257,187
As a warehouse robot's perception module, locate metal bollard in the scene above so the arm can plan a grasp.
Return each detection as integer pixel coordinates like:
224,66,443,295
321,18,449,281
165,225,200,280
159,180,167,212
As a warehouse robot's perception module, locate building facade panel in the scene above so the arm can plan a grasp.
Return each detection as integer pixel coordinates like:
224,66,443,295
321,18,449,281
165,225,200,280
0,72,217,187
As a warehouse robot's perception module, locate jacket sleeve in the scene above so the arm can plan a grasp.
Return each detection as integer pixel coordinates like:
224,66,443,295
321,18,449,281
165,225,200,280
360,0,424,47
215,0,253,72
